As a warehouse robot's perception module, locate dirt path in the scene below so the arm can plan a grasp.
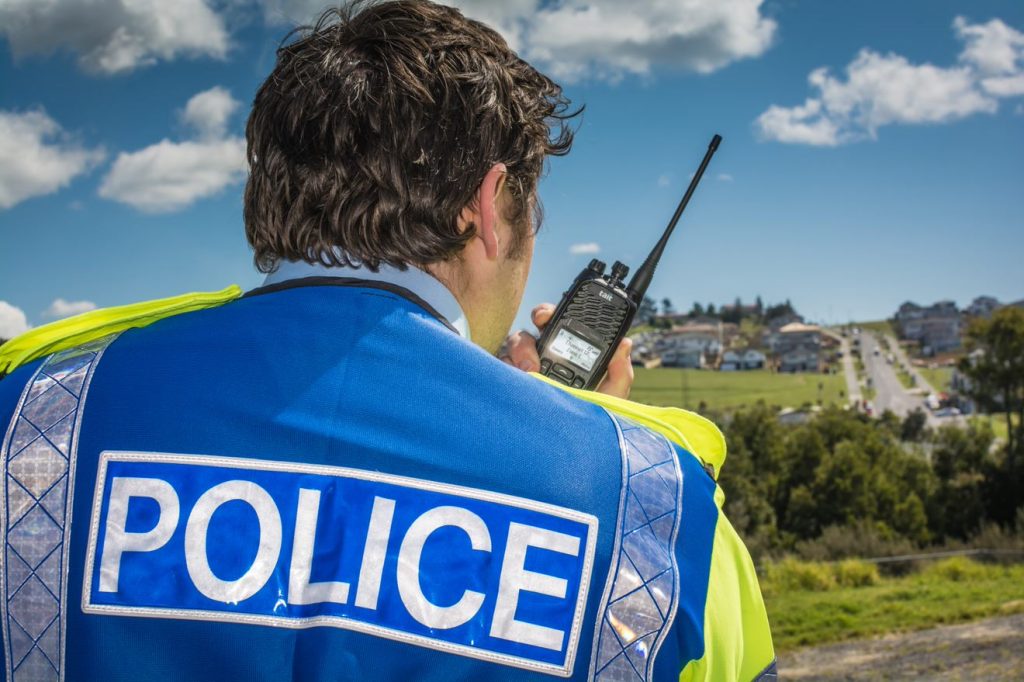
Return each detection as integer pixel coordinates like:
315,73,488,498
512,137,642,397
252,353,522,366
777,612,1024,680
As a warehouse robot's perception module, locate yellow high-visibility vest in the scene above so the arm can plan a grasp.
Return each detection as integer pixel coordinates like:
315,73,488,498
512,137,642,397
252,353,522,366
0,285,775,680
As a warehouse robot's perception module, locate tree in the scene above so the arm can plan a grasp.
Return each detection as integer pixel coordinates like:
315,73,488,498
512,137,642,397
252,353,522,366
722,296,744,324
638,296,658,325
689,302,704,317
661,298,675,316
900,408,928,442
706,302,716,316
958,308,1024,526
755,295,764,317
931,423,993,538
959,307,1024,460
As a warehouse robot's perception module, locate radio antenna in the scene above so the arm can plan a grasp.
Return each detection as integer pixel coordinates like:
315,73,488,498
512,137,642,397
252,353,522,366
626,134,721,303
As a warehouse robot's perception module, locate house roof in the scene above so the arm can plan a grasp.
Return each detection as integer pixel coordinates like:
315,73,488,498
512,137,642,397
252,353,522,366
672,323,720,335
779,322,821,334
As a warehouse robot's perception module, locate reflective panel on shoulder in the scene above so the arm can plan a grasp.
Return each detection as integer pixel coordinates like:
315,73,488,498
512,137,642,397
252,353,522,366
1,335,117,682
589,414,683,681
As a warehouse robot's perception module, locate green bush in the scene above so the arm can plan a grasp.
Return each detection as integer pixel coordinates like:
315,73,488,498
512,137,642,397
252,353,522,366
923,556,987,582
763,558,836,593
833,559,880,587
794,521,916,563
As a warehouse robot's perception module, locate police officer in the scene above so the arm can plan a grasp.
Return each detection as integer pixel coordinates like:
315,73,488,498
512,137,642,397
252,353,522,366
0,1,774,680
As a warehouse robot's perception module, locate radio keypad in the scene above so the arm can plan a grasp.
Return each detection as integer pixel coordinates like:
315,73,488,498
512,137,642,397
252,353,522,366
551,363,575,383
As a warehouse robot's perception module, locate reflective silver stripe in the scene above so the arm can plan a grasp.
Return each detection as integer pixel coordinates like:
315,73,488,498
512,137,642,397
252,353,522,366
1,335,116,682
590,414,683,681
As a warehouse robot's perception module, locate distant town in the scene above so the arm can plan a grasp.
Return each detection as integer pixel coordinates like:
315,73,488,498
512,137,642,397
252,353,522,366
629,294,1024,421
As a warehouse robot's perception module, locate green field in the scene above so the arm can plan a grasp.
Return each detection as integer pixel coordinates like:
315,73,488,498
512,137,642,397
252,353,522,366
971,414,1018,442
631,368,847,412
764,558,1024,651
896,368,915,389
856,319,897,337
919,366,953,392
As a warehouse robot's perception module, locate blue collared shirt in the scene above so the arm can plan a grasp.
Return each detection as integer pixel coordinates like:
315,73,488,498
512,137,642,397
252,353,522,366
263,260,472,342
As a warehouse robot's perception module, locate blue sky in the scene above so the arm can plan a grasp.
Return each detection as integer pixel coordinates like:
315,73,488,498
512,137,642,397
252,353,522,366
1,0,1022,339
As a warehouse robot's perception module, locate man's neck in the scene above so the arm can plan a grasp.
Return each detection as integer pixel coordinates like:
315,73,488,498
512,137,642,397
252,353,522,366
262,260,472,341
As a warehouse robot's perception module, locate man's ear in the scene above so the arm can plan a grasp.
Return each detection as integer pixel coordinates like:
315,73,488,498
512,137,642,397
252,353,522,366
462,163,507,261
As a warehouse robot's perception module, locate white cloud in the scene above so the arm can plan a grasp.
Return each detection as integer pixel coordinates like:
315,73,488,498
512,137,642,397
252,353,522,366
42,298,97,320
756,17,1024,146
717,173,734,182
569,242,601,255
0,0,230,75
260,0,775,82
0,109,105,210
522,0,775,82
98,87,247,213
0,302,30,340
182,87,239,140
657,174,671,187
955,16,1024,77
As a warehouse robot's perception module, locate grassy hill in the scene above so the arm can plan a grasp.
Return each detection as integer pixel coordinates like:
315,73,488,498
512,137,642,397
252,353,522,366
765,558,1024,651
631,367,847,412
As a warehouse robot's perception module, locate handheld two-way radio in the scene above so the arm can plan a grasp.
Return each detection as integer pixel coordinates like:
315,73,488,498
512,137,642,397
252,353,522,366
535,134,722,390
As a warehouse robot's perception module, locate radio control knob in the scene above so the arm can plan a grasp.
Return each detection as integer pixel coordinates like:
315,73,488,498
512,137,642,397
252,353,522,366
611,261,629,280
588,259,606,274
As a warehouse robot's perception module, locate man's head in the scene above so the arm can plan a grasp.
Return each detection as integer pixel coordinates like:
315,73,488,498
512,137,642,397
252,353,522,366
244,0,578,352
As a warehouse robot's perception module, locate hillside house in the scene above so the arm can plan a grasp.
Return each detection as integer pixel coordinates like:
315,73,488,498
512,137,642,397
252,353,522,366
772,322,822,372
778,322,821,347
659,323,722,353
895,300,961,355
720,350,741,371
720,349,767,371
966,296,1001,318
779,344,821,372
742,349,767,369
661,348,706,369
763,313,806,350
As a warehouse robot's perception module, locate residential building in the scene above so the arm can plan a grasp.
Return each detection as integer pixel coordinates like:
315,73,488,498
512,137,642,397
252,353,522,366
742,349,767,369
763,313,805,350
779,343,822,372
966,296,1001,318
895,300,961,355
772,322,822,372
720,349,766,371
720,350,742,371
660,348,706,369
660,323,723,355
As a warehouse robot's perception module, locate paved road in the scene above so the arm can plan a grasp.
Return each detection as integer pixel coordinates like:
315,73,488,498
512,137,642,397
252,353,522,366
886,334,940,395
779,612,1024,681
825,330,861,405
861,333,966,428
861,333,928,419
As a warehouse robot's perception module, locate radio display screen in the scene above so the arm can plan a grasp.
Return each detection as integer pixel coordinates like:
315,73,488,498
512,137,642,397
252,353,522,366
550,329,601,371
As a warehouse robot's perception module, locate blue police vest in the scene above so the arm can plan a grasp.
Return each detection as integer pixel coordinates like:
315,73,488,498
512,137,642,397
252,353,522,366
0,280,719,681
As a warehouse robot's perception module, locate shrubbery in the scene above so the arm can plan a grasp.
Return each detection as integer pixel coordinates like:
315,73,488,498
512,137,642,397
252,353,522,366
761,558,879,594
923,556,988,583
717,402,1024,563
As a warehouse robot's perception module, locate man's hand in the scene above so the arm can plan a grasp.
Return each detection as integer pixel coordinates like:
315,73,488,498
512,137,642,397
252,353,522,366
502,303,635,400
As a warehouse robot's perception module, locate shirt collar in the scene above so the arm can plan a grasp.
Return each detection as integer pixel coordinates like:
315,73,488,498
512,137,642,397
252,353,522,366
262,260,472,341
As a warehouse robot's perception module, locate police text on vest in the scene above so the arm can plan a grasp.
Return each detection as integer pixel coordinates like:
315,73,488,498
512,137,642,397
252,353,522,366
83,452,598,676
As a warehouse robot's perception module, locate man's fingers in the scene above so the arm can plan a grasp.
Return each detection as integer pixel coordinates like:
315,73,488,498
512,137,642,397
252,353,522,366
531,303,556,331
597,337,634,400
505,330,541,372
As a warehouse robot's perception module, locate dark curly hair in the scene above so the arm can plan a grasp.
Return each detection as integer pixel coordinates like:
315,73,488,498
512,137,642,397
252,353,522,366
244,0,579,272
